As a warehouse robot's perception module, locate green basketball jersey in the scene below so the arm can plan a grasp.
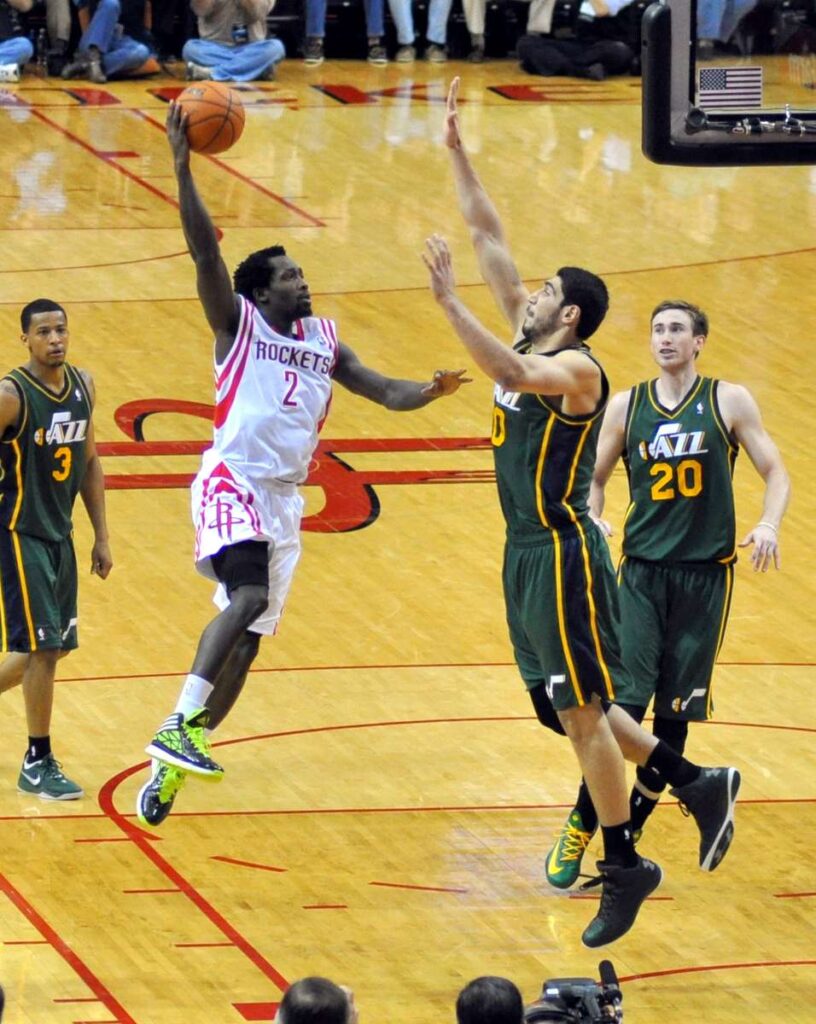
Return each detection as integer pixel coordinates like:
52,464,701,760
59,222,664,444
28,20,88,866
0,364,91,541
491,347,609,542
621,376,738,563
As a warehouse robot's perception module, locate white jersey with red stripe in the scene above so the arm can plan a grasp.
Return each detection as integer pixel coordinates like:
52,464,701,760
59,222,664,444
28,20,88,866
209,295,339,485
191,297,339,574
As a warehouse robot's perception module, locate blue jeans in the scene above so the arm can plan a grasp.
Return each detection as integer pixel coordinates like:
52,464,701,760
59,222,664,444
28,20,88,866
77,0,153,75
0,37,34,65
386,0,452,45
697,0,758,43
182,38,285,80
306,0,384,38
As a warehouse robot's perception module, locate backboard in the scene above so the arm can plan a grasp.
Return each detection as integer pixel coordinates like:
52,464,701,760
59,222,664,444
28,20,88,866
642,0,816,165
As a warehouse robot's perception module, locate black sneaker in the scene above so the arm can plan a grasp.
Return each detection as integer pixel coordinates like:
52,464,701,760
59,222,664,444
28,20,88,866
670,766,741,871
580,856,662,948
137,759,188,827
303,37,324,66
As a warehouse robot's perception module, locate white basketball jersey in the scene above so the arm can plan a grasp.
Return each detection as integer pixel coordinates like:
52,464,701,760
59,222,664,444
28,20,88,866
209,296,339,485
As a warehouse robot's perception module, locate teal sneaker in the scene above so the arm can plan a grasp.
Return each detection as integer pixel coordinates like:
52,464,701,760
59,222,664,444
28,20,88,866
545,810,596,889
145,709,224,779
18,753,83,801
137,759,187,827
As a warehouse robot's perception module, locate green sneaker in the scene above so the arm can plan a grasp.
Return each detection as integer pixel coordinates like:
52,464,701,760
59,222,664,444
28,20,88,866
137,759,187,827
18,753,83,801
545,810,596,889
145,710,224,778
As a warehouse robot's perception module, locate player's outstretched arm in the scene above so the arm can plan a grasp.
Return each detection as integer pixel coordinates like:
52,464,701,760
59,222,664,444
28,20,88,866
167,103,239,350
589,390,629,536
423,235,597,398
443,77,529,333
721,383,790,571
334,344,471,411
77,371,112,579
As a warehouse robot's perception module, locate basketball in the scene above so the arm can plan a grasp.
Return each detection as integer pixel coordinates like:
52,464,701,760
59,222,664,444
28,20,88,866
176,82,245,156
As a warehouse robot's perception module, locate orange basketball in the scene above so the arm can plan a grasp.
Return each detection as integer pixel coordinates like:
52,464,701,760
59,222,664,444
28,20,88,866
176,82,245,155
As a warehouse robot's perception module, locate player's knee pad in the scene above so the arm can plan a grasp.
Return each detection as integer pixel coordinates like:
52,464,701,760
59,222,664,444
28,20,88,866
615,701,647,725
529,684,567,736
212,540,269,595
652,714,689,754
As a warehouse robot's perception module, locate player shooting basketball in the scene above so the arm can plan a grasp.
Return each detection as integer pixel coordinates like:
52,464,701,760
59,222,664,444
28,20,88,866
135,102,471,828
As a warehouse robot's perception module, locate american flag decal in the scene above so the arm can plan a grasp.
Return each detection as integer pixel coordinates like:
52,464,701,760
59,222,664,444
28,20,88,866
698,66,763,110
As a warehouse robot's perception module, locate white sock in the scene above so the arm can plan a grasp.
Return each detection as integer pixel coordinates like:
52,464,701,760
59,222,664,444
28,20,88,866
174,674,214,719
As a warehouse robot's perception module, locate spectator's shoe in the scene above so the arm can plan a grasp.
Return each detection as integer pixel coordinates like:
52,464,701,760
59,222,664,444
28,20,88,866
545,809,596,889
88,58,106,84
669,767,741,871
185,61,213,80
61,57,89,80
468,33,485,62
425,43,447,63
580,857,662,948
303,38,324,66
0,62,20,82
18,753,83,801
367,42,388,65
259,62,276,80
145,710,224,778
580,61,606,81
395,45,416,62
137,759,187,827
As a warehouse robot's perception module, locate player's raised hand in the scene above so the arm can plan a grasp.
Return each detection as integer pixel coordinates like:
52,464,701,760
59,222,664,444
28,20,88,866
422,234,457,304
422,369,473,398
738,522,780,572
443,76,463,149
166,102,191,164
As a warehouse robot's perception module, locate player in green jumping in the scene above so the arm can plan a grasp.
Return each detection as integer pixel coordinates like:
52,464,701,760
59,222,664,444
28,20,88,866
425,78,743,949
0,299,112,800
545,299,790,889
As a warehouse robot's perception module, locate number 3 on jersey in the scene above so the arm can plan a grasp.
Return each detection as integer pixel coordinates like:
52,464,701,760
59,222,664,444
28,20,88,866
650,458,702,501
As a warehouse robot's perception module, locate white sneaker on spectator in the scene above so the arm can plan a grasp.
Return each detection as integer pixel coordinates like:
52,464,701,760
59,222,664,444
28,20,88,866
185,61,213,80
0,63,20,82
395,45,416,62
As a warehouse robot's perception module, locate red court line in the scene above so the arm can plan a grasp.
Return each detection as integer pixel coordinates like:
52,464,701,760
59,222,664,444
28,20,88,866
98,776,290,993
774,892,816,898
75,837,135,843
0,872,138,1024
211,856,287,873
620,959,816,983
4,939,49,944
50,659,816,685
369,881,468,894
54,997,100,1003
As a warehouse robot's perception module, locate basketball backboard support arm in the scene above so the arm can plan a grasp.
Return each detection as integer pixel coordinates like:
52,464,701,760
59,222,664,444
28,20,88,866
641,0,816,166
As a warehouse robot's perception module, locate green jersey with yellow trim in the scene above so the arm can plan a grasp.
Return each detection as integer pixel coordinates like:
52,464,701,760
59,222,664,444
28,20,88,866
0,364,91,542
621,376,738,563
491,348,609,542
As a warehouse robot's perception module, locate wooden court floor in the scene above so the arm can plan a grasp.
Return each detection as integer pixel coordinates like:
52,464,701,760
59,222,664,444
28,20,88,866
0,56,814,1024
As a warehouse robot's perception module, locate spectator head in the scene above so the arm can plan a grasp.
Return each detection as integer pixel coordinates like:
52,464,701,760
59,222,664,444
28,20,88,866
276,977,354,1024
456,976,524,1024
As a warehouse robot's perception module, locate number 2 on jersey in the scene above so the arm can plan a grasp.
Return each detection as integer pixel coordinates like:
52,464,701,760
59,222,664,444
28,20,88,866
283,371,299,408
650,458,703,501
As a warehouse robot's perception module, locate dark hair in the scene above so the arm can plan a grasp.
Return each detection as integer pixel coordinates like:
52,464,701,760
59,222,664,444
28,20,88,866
556,267,609,341
651,299,709,337
21,299,66,333
278,977,349,1024
456,976,524,1024
233,245,287,300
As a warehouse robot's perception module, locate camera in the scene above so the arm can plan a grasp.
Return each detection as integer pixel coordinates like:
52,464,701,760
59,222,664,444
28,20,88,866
523,960,623,1023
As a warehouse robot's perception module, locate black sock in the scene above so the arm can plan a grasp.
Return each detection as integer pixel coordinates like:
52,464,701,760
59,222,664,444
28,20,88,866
646,740,700,788
630,778,660,833
575,780,599,833
601,822,638,869
27,736,51,763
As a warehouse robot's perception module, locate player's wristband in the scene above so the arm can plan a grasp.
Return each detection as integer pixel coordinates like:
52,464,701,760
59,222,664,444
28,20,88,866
757,521,778,533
